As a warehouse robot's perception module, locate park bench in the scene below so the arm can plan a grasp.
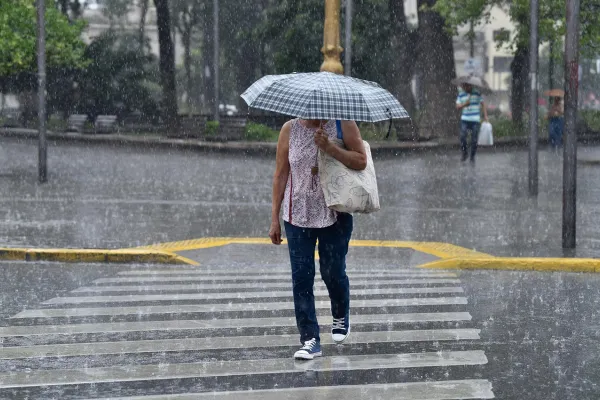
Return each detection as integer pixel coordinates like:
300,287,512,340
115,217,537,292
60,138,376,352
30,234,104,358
390,118,418,141
205,116,247,142
94,115,118,134
66,114,87,133
179,115,207,138
1,109,21,128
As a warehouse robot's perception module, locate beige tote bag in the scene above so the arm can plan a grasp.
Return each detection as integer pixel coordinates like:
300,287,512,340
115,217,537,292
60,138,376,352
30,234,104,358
318,122,380,214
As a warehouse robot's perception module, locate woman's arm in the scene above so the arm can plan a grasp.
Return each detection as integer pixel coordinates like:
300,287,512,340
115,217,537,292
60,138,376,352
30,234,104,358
482,101,488,121
456,95,471,110
269,121,291,245
314,121,367,171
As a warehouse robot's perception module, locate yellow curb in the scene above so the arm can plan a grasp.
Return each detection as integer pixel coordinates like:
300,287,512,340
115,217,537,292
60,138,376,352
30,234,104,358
0,248,198,266
346,240,493,259
420,257,600,273
135,237,492,260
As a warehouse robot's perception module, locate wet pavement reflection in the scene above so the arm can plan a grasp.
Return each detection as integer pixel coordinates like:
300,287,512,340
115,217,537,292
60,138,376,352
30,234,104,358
2,139,600,257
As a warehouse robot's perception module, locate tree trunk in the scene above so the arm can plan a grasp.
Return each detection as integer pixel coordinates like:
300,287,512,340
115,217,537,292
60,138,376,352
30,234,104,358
183,29,193,117
237,40,260,112
0,80,5,114
139,0,149,49
510,44,529,127
202,2,215,115
416,0,458,138
153,0,179,132
58,0,69,15
70,0,81,18
388,0,416,118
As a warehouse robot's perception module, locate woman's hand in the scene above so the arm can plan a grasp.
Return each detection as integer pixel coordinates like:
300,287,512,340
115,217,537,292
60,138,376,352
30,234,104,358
269,220,283,245
314,129,331,152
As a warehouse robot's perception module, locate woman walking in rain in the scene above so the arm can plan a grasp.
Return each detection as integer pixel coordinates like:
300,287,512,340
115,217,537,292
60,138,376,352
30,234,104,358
269,118,367,360
456,82,488,163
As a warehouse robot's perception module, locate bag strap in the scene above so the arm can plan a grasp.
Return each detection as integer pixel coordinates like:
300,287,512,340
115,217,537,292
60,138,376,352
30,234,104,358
335,120,343,139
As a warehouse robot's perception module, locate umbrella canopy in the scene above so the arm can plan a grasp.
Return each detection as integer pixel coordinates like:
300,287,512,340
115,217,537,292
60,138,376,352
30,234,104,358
451,75,493,95
544,89,565,97
241,72,409,122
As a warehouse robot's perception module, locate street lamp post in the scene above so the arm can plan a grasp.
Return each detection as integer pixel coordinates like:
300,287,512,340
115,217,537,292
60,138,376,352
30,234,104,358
213,0,220,123
321,0,344,74
562,0,581,249
344,0,353,76
528,0,539,196
37,0,47,183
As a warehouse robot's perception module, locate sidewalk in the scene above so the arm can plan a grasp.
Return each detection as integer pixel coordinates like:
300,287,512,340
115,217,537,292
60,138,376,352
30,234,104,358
3,127,600,157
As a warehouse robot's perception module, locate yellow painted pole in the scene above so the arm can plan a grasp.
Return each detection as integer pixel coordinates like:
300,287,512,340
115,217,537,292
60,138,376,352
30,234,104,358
320,0,344,74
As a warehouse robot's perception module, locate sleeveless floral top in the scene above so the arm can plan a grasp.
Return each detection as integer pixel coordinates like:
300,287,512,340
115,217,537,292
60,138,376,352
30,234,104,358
282,119,338,228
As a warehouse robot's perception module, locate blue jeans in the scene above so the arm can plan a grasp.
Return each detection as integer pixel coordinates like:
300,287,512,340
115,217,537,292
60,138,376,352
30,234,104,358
460,120,480,160
549,117,564,148
284,213,353,343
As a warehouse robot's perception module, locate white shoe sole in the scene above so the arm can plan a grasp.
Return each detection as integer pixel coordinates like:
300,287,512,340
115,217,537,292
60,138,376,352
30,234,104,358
294,351,322,360
332,328,351,344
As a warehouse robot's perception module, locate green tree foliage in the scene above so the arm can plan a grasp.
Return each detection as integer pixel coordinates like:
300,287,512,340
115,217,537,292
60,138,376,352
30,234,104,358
254,0,415,104
257,0,325,74
74,32,160,120
0,0,86,77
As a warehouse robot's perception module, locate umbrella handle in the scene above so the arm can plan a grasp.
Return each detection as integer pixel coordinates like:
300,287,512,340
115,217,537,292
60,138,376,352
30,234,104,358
385,108,393,139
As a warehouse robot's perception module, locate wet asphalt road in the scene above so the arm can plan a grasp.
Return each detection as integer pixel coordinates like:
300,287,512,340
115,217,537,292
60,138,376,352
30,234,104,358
0,245,600,399
1,138,600,398
2,138,600,257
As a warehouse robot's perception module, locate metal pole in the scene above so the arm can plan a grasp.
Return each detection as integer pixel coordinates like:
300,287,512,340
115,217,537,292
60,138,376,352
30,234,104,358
548,39,554,92
37,0,47,183
469,20,475,58
528,0,539,196
320,0,343,74
344,0,353,76
213,0,220,123
562,0,580,249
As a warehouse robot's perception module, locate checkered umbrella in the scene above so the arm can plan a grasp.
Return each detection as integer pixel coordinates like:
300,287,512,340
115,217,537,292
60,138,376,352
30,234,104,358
241,72,409,122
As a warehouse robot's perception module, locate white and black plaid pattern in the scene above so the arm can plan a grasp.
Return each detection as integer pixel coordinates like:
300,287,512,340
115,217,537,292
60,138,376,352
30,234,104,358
241,72,409,122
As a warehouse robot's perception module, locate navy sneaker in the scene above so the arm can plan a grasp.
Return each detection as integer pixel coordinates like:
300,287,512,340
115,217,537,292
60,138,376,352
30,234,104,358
332,317,350,344
294,338,322,360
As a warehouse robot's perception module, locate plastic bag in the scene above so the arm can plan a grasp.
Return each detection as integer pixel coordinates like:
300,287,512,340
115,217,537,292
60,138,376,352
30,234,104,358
478,122,493,146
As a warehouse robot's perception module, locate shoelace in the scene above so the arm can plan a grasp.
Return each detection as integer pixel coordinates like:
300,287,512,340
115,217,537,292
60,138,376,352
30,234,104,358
301,338,317,351
332,317,345,331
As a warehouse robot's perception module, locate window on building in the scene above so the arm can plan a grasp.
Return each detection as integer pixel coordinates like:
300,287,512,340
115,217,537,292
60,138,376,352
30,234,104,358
493,57,512,73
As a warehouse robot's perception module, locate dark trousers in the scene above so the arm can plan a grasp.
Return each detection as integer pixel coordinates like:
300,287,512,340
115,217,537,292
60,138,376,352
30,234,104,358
284,213,353,343
460,120,481,160
549,117,564,148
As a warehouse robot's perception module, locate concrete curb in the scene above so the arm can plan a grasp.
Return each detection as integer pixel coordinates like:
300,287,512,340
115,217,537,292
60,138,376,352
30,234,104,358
137,237,600,273
0,128,278,156
3,128,600,157
420,257,600,273
0,248,198,265
135,237,494,260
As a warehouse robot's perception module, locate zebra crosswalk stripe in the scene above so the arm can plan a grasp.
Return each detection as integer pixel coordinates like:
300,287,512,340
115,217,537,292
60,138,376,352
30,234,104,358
45,287,464,305
0,329,481,359
11,297,469,319
81,379,495,400
0,312,474,337
0,351,489,388
92,272,458,284
73,278,463,293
